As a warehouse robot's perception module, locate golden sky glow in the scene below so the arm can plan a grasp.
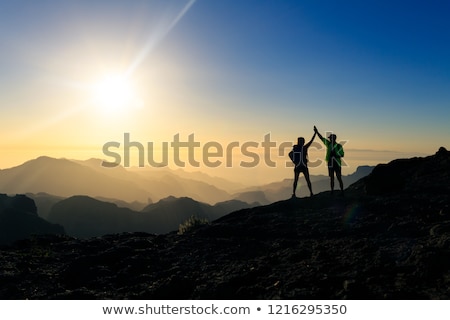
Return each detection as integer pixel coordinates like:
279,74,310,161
1,1,449,184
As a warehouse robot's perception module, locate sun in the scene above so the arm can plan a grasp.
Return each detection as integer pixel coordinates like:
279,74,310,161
92,74,138,113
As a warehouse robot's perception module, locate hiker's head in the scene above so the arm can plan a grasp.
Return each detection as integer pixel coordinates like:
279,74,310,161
329,134,337,142
297,137,305,145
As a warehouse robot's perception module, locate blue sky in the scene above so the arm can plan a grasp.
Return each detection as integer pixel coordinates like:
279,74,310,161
0,0,449,182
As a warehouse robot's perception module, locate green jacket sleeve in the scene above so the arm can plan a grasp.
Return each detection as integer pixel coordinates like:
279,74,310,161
337,144,344,157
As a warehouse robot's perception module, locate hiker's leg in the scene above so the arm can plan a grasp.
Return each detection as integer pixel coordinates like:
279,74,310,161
336,165,344,191
304,168,313,196
328,165,334,192
293,169,300,196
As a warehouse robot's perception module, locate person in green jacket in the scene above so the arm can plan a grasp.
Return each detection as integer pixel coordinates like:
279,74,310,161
314,126,344,194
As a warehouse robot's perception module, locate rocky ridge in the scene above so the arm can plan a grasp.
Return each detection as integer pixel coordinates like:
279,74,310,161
0,194,64,245
0,148,448,299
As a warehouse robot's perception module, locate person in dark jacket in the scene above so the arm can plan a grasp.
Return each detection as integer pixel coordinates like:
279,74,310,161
290,131,316,198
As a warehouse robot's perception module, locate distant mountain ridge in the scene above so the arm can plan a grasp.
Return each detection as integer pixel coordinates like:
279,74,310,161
0,156,150,202
0,156,234,204
0,156,374,206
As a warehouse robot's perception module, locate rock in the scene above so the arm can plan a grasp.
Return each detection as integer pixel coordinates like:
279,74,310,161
0,194,65,245
436,146,448,156
0,149,448,299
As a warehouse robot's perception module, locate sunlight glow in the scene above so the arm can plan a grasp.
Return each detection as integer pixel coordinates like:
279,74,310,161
92,75,137,113
7,0,196,140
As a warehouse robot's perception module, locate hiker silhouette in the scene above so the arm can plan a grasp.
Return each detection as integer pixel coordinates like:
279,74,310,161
314,126,344,194
289,131,316,198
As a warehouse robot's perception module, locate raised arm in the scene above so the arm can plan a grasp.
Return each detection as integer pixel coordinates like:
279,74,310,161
305,131,316,148
314,126,324,141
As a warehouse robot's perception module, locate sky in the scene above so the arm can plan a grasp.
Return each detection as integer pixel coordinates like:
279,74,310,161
1,0,449,184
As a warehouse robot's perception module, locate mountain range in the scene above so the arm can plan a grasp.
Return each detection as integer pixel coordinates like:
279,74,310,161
0,147,448,299
47,195,257,238
0,155,373,206
0,156,373,242
0,156,150,203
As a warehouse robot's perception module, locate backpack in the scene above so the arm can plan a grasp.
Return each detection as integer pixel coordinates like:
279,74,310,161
289,145,305,166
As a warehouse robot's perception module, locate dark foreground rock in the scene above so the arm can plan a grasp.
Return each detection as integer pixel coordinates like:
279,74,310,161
0,149,449,299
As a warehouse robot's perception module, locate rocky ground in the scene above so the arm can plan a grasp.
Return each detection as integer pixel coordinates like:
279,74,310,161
0,148,449,299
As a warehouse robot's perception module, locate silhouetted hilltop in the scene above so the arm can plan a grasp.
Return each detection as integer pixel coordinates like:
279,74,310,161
95,197,149,212
26,192,149,219
0,149,448,299
48,196,140,238
142,196,257,231
0,194,64,245
142,196,209,214
211,199,260,216
0,156,149,202
361,147,450,195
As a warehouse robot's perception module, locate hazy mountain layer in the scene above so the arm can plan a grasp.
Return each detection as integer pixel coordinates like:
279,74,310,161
0,157,233,204
0,156,373,207
0,157,150,202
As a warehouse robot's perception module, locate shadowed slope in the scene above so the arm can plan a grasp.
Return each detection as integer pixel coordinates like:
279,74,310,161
0,194,64,245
